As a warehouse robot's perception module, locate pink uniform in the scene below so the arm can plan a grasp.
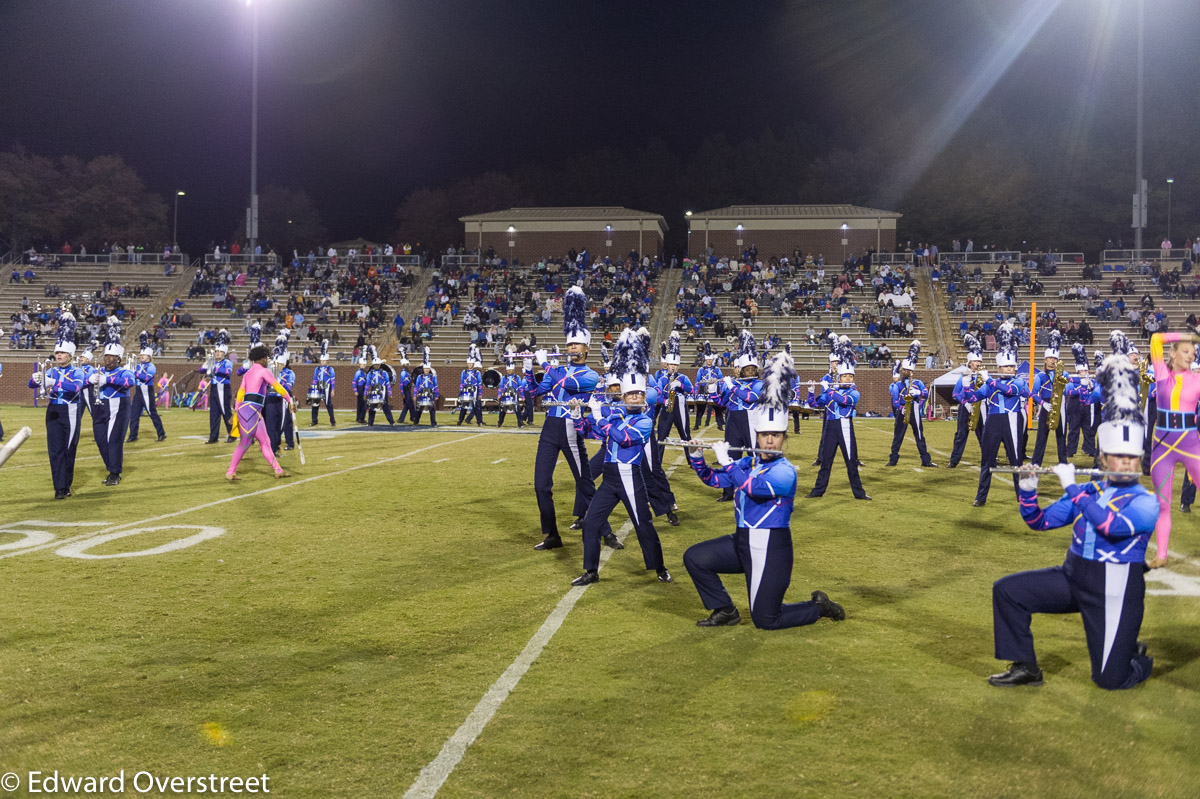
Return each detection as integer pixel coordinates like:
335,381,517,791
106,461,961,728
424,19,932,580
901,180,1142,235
227,363,290,478
1148,333,1200,559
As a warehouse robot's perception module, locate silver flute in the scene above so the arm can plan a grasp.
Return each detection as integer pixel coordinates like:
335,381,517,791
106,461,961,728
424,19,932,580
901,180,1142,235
664,437,787,457
989,466,1141,480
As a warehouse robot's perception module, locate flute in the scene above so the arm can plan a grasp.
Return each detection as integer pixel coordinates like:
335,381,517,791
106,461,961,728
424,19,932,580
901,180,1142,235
989,466,1141,480
664,437,786,457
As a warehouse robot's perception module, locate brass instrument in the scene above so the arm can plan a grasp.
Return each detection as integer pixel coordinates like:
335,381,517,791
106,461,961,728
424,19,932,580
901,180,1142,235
1138,358,1152,411
1046,367,1069,431
665,376,678,413
968,371,986,432
34,356,53,399
902,378,914,426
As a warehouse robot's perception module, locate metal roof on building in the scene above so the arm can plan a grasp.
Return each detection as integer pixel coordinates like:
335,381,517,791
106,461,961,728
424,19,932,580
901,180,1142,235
459,206,668,225
688,204,901,220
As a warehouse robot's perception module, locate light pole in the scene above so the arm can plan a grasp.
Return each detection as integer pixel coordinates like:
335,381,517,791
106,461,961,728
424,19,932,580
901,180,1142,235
605,225,613,253
1167,178,1174,244
173,191,185,248
840,223,849,264
507,226,516,266
684,210,693,258
1133,0,1145,255
247,0,260,258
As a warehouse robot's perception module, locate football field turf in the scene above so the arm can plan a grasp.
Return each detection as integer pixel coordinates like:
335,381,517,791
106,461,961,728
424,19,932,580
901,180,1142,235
1,404,1199,798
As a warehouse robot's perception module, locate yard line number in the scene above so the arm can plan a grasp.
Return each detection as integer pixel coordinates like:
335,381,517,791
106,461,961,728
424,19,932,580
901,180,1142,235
0,520,224,560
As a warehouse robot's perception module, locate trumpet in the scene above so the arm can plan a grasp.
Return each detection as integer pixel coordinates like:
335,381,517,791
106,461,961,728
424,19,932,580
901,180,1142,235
1046,367,1069,431
664,438,789,457
989,465,1142,480
503,350,562,360
968,370,986,433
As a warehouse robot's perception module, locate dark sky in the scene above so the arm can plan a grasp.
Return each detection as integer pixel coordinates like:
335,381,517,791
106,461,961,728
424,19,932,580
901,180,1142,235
2,0,1198,252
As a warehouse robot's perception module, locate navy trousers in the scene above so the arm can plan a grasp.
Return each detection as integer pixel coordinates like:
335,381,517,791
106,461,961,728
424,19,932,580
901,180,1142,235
1182,473,1196,508
355,387,366,423
396,387,415,423
311,388,336,425
520,395,534,425
411,403,437,426
128,382,165,440
1066,399,1098,457
496,403,522,427
976,411,1023,504
368,399,395,426
581,462,663,572
45,402,83,491
534,415,595,536
695,396,724,429
93,396,129,475
721,409,754,499
656,396,691,447
948,404,983,466
993,552,1152,690
457,400,484,426
209,383,232,440
1030,405,1067,466
641,435,676,516
811,416,866,498
683,527,822,630
889,409,933,464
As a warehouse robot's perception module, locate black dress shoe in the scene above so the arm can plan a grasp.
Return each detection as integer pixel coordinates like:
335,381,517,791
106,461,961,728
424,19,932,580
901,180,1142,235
285,445,294,450
205,439,218,444
973,499,986,507
716,495,733,503
987,662,1044,687
947,462,958,469
54,489,67,500
697,606,741,627
922,462,938,468
811,590,846,621
225,436,236,443
810,459,820,467
805,490,823,498
886,460,898,467
602,533,624,550
103,473,122,487
1136,641,1148,658
657,568,673,583
126,437,138,443
534,536,563,551
855,494,872,500
857,460,866,467
666,510,680,526
568,517,584,530
1182,504,1193,514
571,570,599,586
157,434,167,441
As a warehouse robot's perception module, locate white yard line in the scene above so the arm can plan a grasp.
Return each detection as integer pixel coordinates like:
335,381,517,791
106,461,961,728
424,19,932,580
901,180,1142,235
0,433,487,561
492,458,507,464
433,458,450,463
403,450,692,798
324,455,343,461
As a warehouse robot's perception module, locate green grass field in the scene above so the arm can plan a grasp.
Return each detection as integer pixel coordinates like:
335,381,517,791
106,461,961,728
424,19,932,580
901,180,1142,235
1,404,1199,798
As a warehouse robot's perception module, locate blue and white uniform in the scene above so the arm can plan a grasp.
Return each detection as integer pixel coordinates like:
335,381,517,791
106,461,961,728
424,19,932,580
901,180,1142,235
496,372,524,428
949,371,985,466
575,405,665,573
888,378,934,465
128,360,166,441
967,374,1030,504
457,367,484,426
92,363,135,476
810,384,867,498
655,369,693,448
353,365,369,423
311,364,337,426
684,452,825,629
30,364,86,493
366,366,395,427
994,478,1158,689
1065,374,1100,458
412,371,439,426
533,360,599,535
693,363,725,429
718,376,762,500
202,357,233,441
1030,367,1067,466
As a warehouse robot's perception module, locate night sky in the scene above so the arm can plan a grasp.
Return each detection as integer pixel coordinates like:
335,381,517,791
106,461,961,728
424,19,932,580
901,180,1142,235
2,0,1199,253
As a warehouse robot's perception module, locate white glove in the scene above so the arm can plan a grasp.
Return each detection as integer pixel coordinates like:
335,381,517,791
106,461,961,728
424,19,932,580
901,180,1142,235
909,388,921,398
588,397,604,420
569,402,582,420
722,376,734,390
671,380,682,391
89,372,103,387
979,370,989,381
711,440,733,466
1052,463,1076,491
1018,472,1039,492
523,358,533,372
534,348,548,366
31,371,42,383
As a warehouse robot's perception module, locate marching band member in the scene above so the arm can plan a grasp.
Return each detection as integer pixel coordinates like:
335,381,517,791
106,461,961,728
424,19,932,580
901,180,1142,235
264,332,291,451
640,373,681,526
531,286,599,550
806,337,869,500
1029,329,1066,467
811,338,839,466
693,342,724,430
77,340,98,418
29,311,85,499
1127,343,1156,475
90,316,135,486
226,341,292,480
353,353,369,424
717,329,763,502
887,339,936,467
411,346,439,426
395,348,416,424
127,330,167,443
278,350,297,449
366,348,397,427
655,331,692,456
518,356,536,426
496,361,524,428
202,330,234,443
238,322,262,379
948,333,985,468
1145,330,1200,568
458,345,485,427
581,370,630,548
682,350,846,629
989,353,1159,689
1065,343,1098,460
969,321,1030,507
1180,352,1200,512
310,338,337,427
569,327,671,585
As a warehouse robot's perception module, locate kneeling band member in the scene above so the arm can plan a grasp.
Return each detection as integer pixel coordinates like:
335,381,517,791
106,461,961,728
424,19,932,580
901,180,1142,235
682,350,846,629
570,327,670,586
989,353,1159,689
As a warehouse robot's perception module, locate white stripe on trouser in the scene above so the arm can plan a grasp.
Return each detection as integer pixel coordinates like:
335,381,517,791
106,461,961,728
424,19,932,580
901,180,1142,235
141,384,150,407
216,384,225,414
914,413,923,438
617,463,640,525
747,529,769,612
67,402,78,442
839,417,851,450
1102,562,1131,671
747,413,758,449
564,422,583,475
107,398,119,439
1006,412,1019,454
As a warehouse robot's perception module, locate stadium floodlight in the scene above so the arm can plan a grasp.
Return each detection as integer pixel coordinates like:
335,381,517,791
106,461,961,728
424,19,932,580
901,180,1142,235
1167,178,1174,243
173,191,186,247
